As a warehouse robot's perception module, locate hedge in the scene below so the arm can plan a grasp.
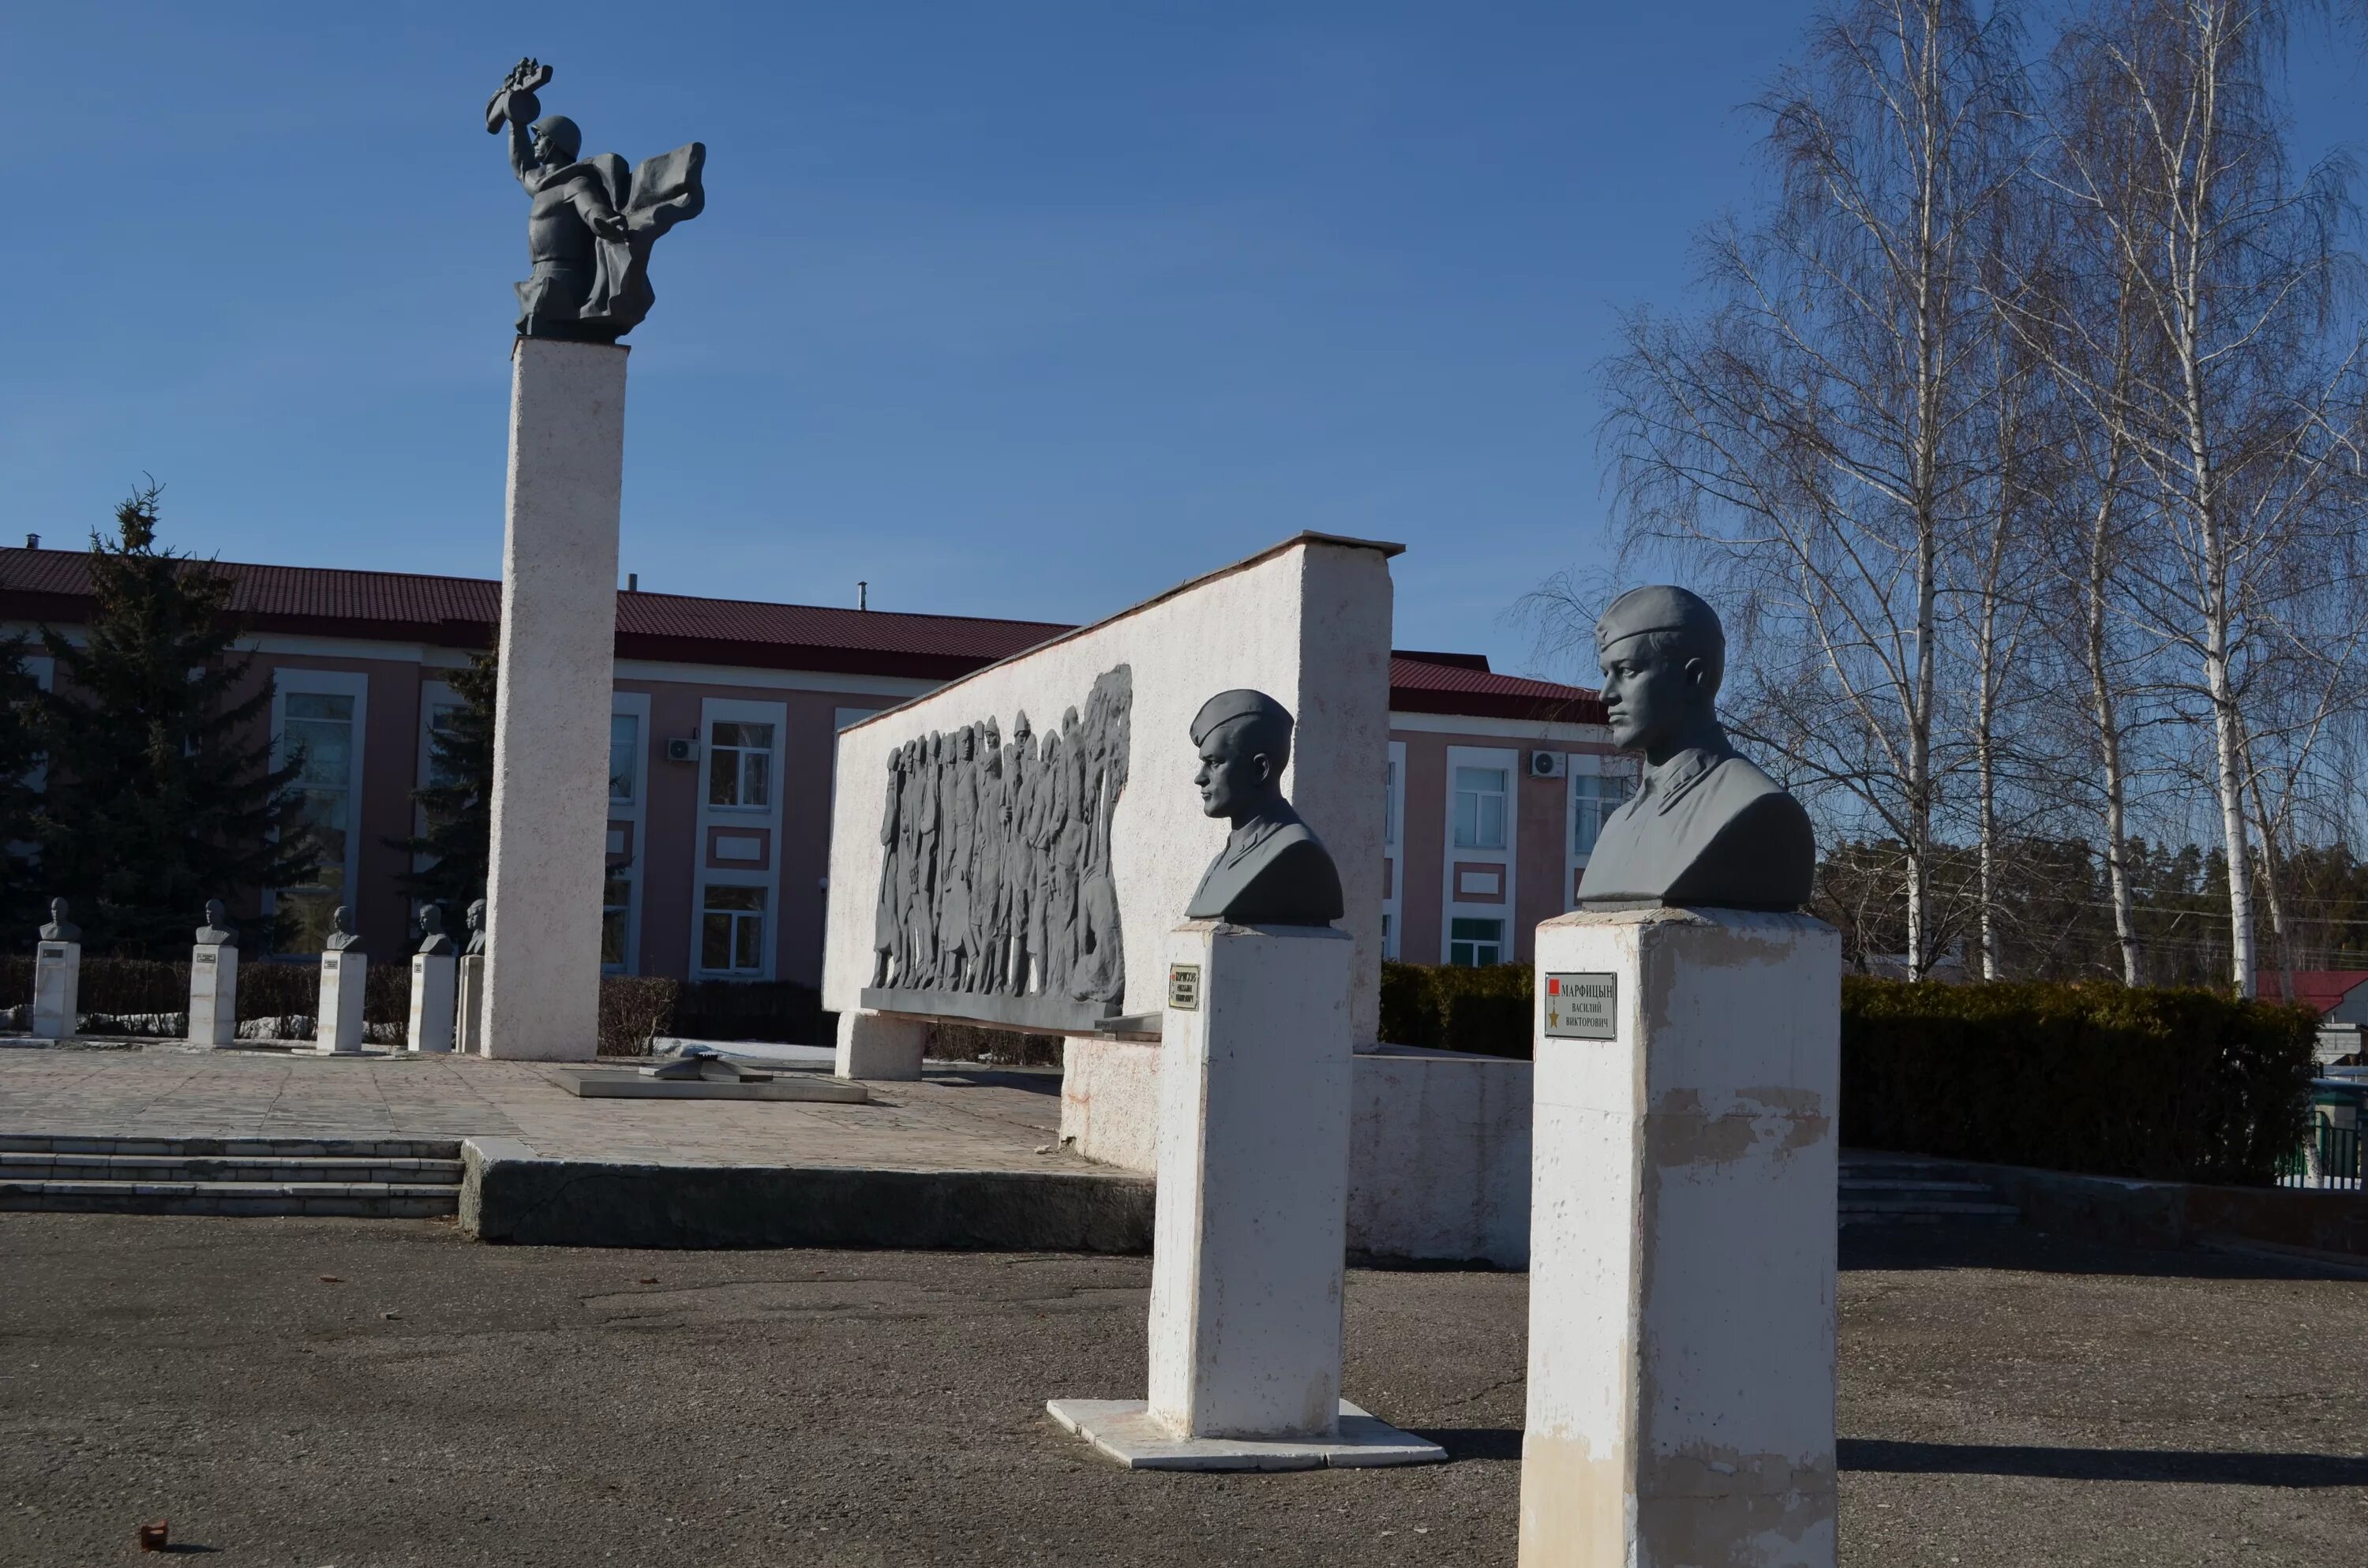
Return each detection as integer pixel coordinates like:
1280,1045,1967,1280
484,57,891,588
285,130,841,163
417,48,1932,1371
1380,960,1534,1059
0,956,829,1057
1379,960,2316,1185
1841,977,2315,1185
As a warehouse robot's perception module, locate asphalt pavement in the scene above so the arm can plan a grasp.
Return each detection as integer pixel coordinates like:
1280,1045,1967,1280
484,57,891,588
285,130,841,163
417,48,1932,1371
2,1216,2363,1566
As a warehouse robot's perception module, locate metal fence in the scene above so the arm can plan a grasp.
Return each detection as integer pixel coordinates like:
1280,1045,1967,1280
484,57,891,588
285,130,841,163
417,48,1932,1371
2278,1119,2364,1192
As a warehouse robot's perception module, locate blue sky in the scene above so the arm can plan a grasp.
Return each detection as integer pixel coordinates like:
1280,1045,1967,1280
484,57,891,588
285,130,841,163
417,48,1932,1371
3,4,2362,681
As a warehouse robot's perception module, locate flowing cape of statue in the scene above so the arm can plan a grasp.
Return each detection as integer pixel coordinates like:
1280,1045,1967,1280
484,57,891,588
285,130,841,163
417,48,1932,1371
578,144,708,338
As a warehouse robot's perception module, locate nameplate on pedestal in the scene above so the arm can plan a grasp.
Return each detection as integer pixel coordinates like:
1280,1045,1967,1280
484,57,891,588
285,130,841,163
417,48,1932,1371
195,951,218,967
1542,972,1617,1040
36,944,68,964
1166,964,1201,1012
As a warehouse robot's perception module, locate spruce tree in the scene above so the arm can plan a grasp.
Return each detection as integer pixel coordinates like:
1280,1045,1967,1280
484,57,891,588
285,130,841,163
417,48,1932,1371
33,487,316,956
388,644,497,921
0,634,47,944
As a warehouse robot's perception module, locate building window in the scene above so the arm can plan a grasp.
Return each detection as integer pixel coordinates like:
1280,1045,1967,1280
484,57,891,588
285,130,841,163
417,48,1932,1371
1573,773,1631,856
282,691,357,949
1381,911,1394,958
700,885,766,973
1384,757,1399,846
609,714,640,805
1452,766,1507,850
1449,917,1504,967
707,720,774,808
602,872,632,967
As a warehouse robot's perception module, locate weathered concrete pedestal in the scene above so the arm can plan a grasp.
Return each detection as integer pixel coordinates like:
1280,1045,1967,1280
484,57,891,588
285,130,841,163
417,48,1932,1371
1048,920,1443,1471
317,950,366,1054
189,945,238,1048
408,953,456,1054
834,1009,926,1080
32,941,78,1040
457,954,487,1055
481,336,625,1062
1519,907,1839,1568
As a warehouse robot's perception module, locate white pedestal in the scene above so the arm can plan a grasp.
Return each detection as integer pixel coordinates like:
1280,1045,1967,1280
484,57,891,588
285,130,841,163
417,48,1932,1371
189,945,238,1047
317,950,367,1054
834,1009,925,1080
32,941,78,1040
407,953,457,1054
481,336,624,1062
1047,919,1442,1471
1519,907,1839,1568
457,954,487,1055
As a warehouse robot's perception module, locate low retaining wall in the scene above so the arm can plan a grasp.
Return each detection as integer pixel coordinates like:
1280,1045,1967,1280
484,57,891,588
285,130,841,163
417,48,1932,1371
1060,1038,1532,1267
460,1137,1154,1253
1917,1154,2368,1263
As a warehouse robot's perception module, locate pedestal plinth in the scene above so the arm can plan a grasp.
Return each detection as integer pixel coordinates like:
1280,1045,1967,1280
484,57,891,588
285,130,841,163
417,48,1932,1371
1047,920,1442,1471
1519,907,1839,1568
32,941,78,1040
408,953,457,1054
189,945,238,1048
481,336,625,1061
834,1009,925,1080
457,954,487,1055
317,951,366,1054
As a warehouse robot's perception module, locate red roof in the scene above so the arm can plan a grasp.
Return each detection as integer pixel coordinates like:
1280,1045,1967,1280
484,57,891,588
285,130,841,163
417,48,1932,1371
2255,970,2368,1015
0,546,1607,720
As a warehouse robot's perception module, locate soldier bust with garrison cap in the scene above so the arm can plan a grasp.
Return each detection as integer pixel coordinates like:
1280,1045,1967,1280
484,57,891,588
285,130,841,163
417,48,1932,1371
1184,690,1345,927
1576,586,1816,911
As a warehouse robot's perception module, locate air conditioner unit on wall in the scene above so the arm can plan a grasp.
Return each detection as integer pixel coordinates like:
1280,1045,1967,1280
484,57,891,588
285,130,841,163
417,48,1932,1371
1528,750,1567,780
665,736,700,764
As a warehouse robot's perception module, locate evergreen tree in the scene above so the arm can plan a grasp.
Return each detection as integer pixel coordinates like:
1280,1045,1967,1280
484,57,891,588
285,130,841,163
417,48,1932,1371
32,487,315,956
0,634,47,944
388,643,497,921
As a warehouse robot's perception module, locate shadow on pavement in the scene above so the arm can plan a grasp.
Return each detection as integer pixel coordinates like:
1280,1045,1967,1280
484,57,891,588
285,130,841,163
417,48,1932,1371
1409,1427,1522,1462
1839,1438,2368,1488
1841,1225,2363,1282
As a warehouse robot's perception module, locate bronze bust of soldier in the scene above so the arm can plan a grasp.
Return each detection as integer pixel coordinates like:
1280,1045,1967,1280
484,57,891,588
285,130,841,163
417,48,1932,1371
1183,690,1344,927
1576,586,1815,911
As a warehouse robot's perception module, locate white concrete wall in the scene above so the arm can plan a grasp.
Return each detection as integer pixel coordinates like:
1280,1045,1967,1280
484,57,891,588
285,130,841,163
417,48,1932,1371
1520,907,1838,1568
822,533,1396,1044
482,337,626,1062
1060,1035,1532,1267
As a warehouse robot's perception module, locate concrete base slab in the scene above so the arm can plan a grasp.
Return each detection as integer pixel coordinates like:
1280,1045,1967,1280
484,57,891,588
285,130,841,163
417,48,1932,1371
1045,1398,1445,1472
553,1070,870,1104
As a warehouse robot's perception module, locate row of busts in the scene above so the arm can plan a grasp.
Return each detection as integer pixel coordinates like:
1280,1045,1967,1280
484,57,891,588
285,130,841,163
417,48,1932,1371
36,896,489,956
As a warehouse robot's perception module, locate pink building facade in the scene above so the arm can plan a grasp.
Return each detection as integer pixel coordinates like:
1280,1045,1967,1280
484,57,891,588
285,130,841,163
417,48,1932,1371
1,547,1620,977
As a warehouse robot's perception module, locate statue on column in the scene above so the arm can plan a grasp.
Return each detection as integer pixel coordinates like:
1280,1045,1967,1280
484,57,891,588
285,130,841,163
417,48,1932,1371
1183,690,1343,926
485,58,707,342
1574,586,1815,910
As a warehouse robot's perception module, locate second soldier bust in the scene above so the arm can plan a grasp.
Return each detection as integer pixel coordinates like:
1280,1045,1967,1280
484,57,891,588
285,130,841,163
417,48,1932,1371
1182,690,1344,927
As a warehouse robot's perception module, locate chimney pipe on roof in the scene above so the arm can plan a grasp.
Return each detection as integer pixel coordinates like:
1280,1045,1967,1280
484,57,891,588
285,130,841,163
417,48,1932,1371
627,573,638,592
24,534,36,549
858,580,868,612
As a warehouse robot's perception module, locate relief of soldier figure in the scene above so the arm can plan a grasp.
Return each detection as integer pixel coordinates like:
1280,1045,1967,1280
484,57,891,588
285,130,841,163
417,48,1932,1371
871,665,1132,1010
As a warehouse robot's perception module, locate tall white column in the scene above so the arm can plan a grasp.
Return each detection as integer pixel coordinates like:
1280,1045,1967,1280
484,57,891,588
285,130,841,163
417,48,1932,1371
32,941,78,1040
317,950,366,1054
481,336,625,1061
1147,920,1353,1439
1047,920,1442,1469
1520,907,1839,1568
409,952,458,1054
189,945,238,1048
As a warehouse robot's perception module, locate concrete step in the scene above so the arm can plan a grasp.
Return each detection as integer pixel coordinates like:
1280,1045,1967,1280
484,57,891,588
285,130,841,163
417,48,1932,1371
0,1152,463,1185
0,1178,460,1218
0,1133,460,1159
1840,1178,1996,1196
1841,1198,2021,1225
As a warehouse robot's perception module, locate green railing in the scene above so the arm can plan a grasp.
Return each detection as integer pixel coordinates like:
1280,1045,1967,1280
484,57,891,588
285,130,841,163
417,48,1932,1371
2277,1119,2363,1192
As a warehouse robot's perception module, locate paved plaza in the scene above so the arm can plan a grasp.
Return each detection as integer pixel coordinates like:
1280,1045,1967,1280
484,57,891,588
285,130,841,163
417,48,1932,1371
0,1217,2361,1566
0,1043,1075,1171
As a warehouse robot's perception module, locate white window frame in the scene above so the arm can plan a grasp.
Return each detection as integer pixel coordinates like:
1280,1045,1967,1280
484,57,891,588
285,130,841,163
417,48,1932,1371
268,668,369,937
1441,744,1517,966
689,697,787,981
605,691,651,975
1381,740,1406,960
